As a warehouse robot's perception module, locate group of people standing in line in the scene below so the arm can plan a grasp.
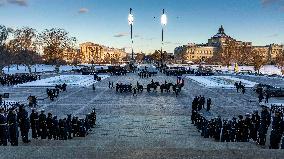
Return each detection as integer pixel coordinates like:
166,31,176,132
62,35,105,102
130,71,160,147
0,103,97,146
0,74,39,86
191,96,284,149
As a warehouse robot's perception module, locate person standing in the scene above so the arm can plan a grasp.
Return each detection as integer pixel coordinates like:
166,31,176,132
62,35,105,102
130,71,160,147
46,113,53,140
66,114,72,139
206,98,212,111
18,108,30,143
0,108,8,146
0,95,2,106
30,109,39,139
38,110,47,139
265,93,270,104
7,109,18,146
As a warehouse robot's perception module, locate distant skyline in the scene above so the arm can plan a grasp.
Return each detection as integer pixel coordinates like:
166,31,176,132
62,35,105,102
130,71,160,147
0,0,284,53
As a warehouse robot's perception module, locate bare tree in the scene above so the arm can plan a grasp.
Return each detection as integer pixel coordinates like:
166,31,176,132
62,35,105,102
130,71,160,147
150,50,161,62
0,25,13,74
252,50,265,74
135,53,145,63
7,27,42,68
276,51,284,74
38,28,76,65
218,39,238,67
239,43,253,65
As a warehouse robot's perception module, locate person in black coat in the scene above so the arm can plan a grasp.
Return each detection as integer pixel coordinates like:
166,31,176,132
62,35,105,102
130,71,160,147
206,98,211,111
0,108,8,146
18,109,30,143
30,109,39,139
52,116,59,140
59,119,67,140
66,114,72,139
38,110,47,139
7,109,18,146
46,113,53,140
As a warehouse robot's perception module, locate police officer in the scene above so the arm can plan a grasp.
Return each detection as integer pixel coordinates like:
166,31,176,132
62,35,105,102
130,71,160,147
230,118,237,142
72,116,79,137
0,95,2,106
78,119,86,137
0,107,8,146
66,114,72,139
7,109,18,146
59,118,67,140
46,113,53,140
39,109,47,139
206,98,211,111
30,109,39,139
250,110,260,141
236,115,244,142
18,107,30,143
243,113,251,142
52,116,59,140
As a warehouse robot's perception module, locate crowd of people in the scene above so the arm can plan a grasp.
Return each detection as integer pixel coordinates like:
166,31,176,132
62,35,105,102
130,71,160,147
46,83,67,101
0,104,97,146
257,86,271,104
191,97,284,149
115,83,134,93
192,95,212,112
110,68,128,76
234,81,246,94
0,74,39,86
138,70,155,78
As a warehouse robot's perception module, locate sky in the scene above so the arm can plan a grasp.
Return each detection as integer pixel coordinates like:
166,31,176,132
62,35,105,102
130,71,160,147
0,0,284,53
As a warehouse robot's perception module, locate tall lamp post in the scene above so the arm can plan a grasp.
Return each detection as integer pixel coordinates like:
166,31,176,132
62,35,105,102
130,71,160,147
128,8,134,63
161,9,167,68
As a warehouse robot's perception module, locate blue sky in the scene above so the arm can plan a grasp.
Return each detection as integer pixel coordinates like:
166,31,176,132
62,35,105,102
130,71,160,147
0,0,284,53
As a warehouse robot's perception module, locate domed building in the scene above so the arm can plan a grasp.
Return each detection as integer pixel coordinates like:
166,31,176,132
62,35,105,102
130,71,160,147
174,25,283,63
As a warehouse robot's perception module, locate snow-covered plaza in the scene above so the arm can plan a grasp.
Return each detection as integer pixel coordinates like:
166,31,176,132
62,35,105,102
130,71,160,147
186,76,258,88
1,67,284,158
16,75,109,87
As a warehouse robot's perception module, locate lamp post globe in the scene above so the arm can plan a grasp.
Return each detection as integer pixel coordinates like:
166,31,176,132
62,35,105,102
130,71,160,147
128,8,134,64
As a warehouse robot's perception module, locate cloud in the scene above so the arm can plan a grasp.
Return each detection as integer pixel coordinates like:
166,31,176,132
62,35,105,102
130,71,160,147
7,0,27,6
0,0,5,6
134,35,140,38
78,8,89,13
113,32,128,38
260,0,284,11
266,33,279,37
261,0,279,6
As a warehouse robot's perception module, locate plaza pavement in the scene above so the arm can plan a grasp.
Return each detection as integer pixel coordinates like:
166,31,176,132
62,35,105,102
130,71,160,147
0,72,284,158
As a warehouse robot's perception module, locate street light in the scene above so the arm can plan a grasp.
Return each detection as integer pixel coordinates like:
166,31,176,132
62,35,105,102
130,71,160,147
128,8,134,62
160,9,167,68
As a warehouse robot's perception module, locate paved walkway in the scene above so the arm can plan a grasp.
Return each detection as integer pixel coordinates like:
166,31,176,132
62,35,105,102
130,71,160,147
1,73,284,158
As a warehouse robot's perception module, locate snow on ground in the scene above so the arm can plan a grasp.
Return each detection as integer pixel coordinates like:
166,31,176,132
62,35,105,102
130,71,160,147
59,65,82,72
16,75,109,87
186,76,258,88
31,64,55,73
217,65,282,75
2,64,84,74
2,65,30,74
137,64,157,71
79,64,110,70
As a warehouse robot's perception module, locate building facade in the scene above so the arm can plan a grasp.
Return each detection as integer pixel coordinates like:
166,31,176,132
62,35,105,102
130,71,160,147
174,25,283,63
79,42,127,64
